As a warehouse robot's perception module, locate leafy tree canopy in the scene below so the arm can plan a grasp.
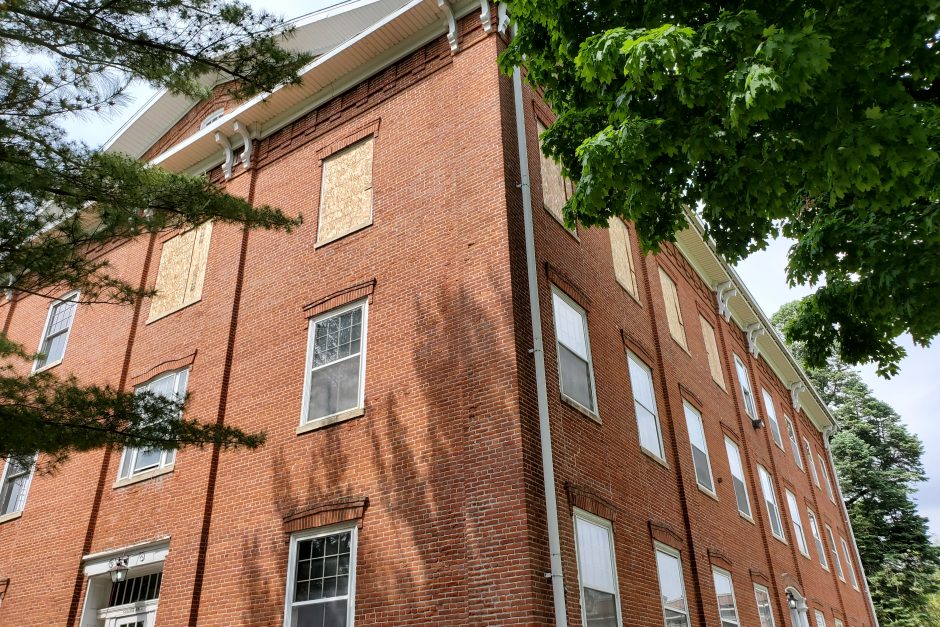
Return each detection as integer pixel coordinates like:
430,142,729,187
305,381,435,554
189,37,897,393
501,0,940,376
0,0,311,467
773,301,940,626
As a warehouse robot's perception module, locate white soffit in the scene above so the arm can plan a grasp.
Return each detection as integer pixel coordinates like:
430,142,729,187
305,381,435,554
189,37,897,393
104,0,415,158
673,221,836,432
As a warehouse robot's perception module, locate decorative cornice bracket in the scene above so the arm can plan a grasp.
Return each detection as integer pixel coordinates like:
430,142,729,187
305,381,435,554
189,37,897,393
232,120,257,170
716,280,737,322
496,3,510,33
789,381,806,414
479,0,493,32
745,322,765,357
214,131,234,180
438,0,459,52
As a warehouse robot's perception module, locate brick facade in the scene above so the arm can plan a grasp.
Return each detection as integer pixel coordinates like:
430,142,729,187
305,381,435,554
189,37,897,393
0,7,875,627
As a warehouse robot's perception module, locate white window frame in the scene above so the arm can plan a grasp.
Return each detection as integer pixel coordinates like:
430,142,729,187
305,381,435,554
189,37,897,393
815,610,828,627
824,524,845,581
573,509,623,627
628,353,664,461
711,567,740,627
807,508,829,571
785,489,810,557
786,417,804,470
753,584,777,627
733,355,757,419
761,389,784,449
0,455,37,519
723,437,752,520
757,465,786,542
804,438,820,487
835,619,845,627
551,287,598,416
839,536,860,590
118,369,188,482
32,290,79,372
654,543,690,627
300,299,369,427
200,108,225,129
683,402,715,496
283,523,358,627
817,454,836,503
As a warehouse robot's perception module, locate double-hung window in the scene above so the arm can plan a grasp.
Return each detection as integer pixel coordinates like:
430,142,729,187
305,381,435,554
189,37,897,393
574,511,622,627
825,524,845,581
0,455,36,517
34,292,78,370
840,536,860,590
284,525,357,627
817,455,836,503
655,545,690,627
551,289,597,415
761,389,784,448
733,355,756,419
753,584,776,627
724,437,751,519
805,438,820,487
119,369,188,481
711,568,740,627
302,301,368,425
786,417,804,470
628,354,664,460
785,490,810,557
757,465,785,541
807,509,829,570
683,403,715,495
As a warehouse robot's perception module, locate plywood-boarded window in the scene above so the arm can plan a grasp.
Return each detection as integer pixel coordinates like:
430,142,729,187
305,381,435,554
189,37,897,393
658,267,687,349
537,122,575,231
148,221,212,321
317,136,374,246
699,315,725,389
608,218,639,298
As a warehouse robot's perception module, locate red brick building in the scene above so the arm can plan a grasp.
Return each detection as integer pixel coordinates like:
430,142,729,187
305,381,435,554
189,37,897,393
0,2,879,626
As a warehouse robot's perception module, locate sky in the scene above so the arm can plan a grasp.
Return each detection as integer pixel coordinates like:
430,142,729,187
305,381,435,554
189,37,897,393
49,0,939,539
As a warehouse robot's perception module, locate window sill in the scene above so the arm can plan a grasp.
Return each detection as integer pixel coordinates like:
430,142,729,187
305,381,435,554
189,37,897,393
771,532,788,546
32,359,63,374
560,394,599,424
315,220,372,249
615,280,642,306
146,298,201,325
297,406,364,434
738,511,756,525
544,206,580,241
640,447,668,469
113,464,175,488
0,510,23,525
697,485,720,502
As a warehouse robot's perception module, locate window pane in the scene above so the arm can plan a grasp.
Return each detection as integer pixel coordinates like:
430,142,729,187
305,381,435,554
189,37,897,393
576,517,616,594
134,448,162,472
805,439,820,486
762,390,783,446
754,586,776,627
684,404,713,492
734,357,756,417
637,405,663,458
758,467,784,537
559,344,594,411
553,293,588,359
309,355,362,420
786,490,809,555
786,419,804,468
40,332,69,365
724,438,751,517
656,549,689,627
808,511,828,568
583,587,618,627
712,570,739,627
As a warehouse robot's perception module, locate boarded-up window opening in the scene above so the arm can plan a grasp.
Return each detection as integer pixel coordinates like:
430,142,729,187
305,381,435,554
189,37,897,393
699,316,725,389
609,218,639,298
537,122,575,232
148,221,212,321
658,267,687,349
317,136,374,245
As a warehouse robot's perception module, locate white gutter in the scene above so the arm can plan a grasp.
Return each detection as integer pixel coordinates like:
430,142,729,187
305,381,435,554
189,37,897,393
509,25,568,627
823,426,881,627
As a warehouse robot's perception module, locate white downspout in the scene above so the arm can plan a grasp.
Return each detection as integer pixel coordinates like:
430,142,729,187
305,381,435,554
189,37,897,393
508,25,569,627
823,426,881,627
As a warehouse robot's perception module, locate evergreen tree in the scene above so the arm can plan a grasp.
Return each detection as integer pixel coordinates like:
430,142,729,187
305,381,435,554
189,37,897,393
773,302,940,626
0,0,312,467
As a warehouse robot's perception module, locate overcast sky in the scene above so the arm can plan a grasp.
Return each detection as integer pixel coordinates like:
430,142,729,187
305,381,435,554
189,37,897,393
51,0,939,539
